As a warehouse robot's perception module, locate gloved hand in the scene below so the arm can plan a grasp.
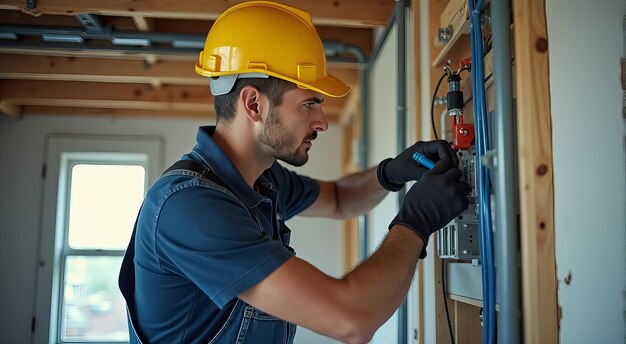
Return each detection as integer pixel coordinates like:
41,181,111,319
389,159,470,258
377,140,458,192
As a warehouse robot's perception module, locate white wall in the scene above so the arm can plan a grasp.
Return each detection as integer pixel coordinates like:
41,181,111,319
370,23,401,344
546,0,626,342
284,125,344,344
0,114,344,344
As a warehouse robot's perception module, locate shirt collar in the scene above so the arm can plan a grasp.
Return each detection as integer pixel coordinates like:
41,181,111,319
190,125,268,208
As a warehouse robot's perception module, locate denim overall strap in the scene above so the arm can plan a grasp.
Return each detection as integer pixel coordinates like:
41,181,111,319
118,159,225,343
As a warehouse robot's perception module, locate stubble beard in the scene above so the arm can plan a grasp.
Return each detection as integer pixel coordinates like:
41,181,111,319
258,110,310,167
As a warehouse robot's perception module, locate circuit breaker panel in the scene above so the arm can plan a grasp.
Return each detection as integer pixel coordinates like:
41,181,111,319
437,147,479,260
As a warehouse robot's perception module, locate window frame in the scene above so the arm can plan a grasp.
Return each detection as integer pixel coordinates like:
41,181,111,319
35,135,163,344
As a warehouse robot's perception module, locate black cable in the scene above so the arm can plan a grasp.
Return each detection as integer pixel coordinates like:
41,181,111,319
442,259,456,344
431,72,447,140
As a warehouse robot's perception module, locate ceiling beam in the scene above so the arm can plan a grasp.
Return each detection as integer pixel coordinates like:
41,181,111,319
0,0,394,28
2,80,214,111
23,105,212,120
132,14,153,32
21,105,341,123
1,80,348,118
0,101,22,118
0,44,364,69
0,54,207,85
0,54,360,86
0,80,22,118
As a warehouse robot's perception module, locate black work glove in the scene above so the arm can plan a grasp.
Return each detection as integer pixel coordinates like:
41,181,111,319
389,159,470,259
377,140,458,192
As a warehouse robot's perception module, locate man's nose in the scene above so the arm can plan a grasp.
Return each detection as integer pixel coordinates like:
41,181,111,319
311,107,329,132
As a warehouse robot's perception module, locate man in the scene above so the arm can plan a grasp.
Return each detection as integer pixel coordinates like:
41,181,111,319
119,1,469,343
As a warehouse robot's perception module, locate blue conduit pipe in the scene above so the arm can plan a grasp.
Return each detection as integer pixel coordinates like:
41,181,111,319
468,0,496,343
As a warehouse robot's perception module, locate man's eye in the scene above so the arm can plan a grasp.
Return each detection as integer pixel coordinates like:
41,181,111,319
303,103,314,108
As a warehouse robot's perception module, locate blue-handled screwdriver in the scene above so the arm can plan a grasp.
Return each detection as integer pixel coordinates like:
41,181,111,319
412,151,435,170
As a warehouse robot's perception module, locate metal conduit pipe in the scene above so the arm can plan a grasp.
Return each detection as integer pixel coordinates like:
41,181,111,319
0,25,206,47
491,0,520,342
369,9,397,65
394,0,409,343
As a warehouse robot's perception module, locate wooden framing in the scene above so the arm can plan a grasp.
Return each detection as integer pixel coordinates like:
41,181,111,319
22,105,211,120
512,0,558,342
0,80,345,121
341,120,359,272
454,300,482,343
0,54,360,88
0,0,372,121
0,81,22,118
0,0,394,28
132,14,153,32
0,101,22,118
0,54,207,85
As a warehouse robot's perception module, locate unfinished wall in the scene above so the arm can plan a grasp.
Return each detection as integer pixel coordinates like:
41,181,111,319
0,115,343,344
546,0,626,342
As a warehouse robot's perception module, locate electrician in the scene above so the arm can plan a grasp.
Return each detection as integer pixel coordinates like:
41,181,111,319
119,1,469,343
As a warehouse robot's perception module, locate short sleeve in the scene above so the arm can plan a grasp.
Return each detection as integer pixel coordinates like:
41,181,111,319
265,163,320,219
155,186,294,309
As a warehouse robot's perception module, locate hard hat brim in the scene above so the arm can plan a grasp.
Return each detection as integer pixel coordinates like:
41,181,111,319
196,63,351,98
301,73,351,98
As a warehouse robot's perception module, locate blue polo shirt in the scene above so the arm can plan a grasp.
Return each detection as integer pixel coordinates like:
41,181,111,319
133,126,320,343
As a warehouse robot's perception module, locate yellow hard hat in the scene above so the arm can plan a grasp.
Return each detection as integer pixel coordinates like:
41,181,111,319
195,1,350,98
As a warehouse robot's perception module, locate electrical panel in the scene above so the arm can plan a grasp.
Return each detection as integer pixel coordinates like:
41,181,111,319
437,147,480,259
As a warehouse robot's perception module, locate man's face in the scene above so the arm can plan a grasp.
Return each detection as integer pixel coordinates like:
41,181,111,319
258,88,328,167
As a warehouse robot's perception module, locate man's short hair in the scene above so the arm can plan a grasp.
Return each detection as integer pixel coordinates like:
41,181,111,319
214,76,296,125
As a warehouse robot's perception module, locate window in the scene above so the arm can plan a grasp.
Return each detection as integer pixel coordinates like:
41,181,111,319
36,136,162,344
60,160,144,342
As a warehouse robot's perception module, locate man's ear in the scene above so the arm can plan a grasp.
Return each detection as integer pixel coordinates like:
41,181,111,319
239,85,267,123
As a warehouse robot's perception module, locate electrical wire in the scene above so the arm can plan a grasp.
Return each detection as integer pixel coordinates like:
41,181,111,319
441,260,456,344
468,0,496,343
431,72,448,140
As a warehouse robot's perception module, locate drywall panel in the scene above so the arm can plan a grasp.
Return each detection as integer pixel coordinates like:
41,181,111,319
546,0,626,342
0,114,343,344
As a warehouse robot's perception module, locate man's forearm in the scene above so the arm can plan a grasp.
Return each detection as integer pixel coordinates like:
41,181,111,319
335,166,389,218
337,225,422,335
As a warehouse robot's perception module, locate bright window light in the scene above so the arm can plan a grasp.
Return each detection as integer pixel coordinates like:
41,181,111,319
68,164,145,250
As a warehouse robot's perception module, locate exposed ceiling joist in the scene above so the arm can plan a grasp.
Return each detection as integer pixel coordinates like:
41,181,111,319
3,80,213,111
0,101,22,118
132,14,152,32
0,1,374,121
0,0,394,27
1,80,348,119
23,106,212,120
21,105,341,123
0,54,360,86
0,81,22,118
0,54,206,85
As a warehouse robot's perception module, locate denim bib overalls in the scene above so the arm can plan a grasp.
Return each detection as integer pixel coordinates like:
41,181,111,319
119,160,298,343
